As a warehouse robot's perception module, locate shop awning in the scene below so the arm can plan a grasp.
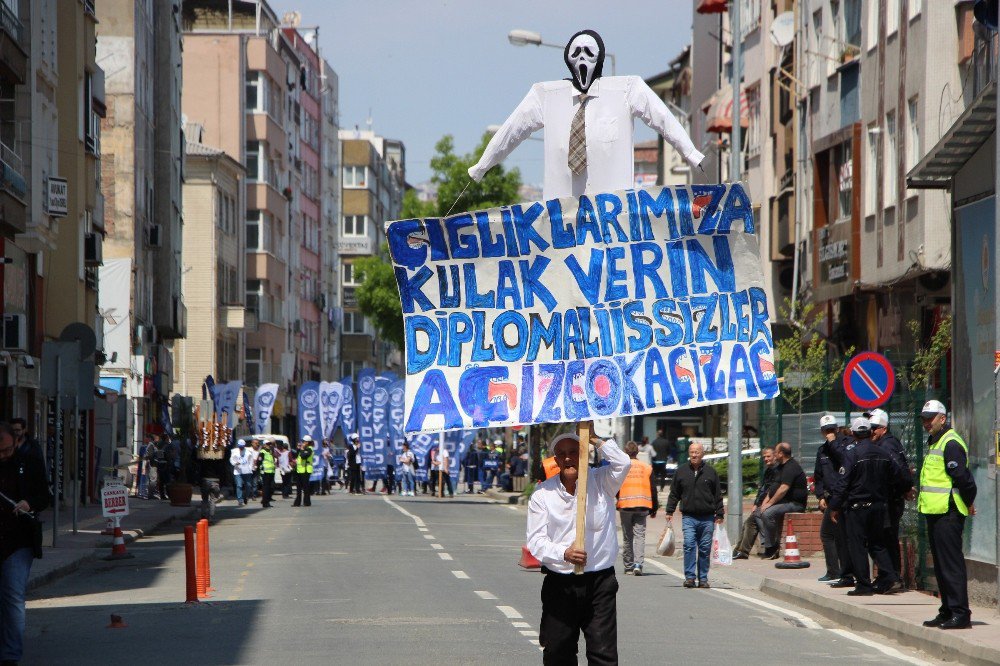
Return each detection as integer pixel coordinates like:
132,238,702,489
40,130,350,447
99,376,125,393
906,81,996,189
697,0,728,14
703,84,749,133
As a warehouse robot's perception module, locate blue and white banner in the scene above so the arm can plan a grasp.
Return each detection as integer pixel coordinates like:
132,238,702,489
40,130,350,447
387,380,406,464
339,376,356,435
443,429,476,477
319,381,344,439
253,383,279,435
297,381,321,442
387,184,778,433
310,441,328,483
409,432,439,483
216,380,243,428
356,369,381,477
242,391,255,433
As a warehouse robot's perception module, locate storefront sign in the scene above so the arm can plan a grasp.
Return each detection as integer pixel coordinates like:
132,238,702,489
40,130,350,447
46,177,68,217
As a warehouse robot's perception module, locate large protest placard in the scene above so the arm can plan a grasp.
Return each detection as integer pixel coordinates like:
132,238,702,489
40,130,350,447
387,184,778,434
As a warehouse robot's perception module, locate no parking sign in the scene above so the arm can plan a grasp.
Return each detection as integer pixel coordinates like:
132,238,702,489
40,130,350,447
842,352,895,409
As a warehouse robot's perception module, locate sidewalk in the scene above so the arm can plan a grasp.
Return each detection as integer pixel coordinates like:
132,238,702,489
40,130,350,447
28,495,198,592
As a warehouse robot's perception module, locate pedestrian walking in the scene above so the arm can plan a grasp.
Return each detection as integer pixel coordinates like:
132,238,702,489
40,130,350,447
829,417,906,596
814,415,852,583
259,440,276,508
0,421,49,666
293,437,314,507
462,442,479,494
617,441,658,576
753,442,807,559
248,439,262,500
636,438,656,467
433,445,453,497
526,428,631,663
664,441,724,588
398,442,416,496
229,440,254,506
917,400,977,630
346,434,363,495
868,408,914,579
733,447,776,559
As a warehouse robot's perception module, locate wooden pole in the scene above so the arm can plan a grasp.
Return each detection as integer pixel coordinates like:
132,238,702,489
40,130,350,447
573,421,591,575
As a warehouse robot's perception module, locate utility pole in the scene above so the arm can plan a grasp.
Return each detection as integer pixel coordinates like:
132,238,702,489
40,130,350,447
726,0,744,544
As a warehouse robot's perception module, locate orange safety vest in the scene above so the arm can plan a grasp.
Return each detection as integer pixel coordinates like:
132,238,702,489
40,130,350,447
616,460,653,510
542,456,559,480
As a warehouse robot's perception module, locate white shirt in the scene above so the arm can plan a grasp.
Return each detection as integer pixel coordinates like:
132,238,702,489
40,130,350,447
469,76,705,201
230,447,254,475
433,448,450,472
526,439,631,574
637,443,656,467
398,450,415,473
278,450,292,473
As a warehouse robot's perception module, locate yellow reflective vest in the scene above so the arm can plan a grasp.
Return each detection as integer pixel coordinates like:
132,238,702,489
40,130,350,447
918,429,969,516
296,446,314,474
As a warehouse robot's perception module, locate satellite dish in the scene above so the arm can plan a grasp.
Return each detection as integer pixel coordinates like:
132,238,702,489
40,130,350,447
59,322,97,359
770,12,795,48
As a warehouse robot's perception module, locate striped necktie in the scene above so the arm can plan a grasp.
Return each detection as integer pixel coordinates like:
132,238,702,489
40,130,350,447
568,95,590,175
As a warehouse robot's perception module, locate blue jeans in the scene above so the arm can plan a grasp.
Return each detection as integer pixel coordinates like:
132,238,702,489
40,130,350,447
400,470,415,493
682,514,715,582
1,547,33,661
480,467,497,489
235,473,253,503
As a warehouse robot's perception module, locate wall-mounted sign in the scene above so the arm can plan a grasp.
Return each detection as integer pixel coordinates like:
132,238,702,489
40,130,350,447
817,226,849,284
46,177,68,217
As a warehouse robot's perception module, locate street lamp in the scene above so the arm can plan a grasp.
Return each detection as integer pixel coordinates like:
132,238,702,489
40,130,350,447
507,29,616,75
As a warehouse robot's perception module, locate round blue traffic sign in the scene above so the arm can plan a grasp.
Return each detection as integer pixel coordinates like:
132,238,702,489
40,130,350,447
843,352,895,409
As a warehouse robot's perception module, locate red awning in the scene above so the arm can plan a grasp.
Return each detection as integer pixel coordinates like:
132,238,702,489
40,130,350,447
696,0,728,14
702,84,749,133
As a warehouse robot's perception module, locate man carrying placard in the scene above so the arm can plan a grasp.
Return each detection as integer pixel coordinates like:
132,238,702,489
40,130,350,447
526,427,630,663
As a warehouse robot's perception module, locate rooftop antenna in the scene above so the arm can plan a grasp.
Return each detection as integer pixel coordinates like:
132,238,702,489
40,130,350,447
366,109,373,132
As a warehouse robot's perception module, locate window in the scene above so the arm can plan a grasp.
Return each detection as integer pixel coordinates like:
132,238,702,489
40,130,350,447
341,361,355,379
342,262,356,285
744,84,761,159
245,349,262,387
245,71,262,111
908,0,920,21
246,142,259,181
343,165,367,188
866,0,878,50
865,122,878,214
906,96,919,173
343,311,366,334
844,0,861,47
245,141,276,187
886,0,899,37
343,214,366,236
835,144,853,222
884,111,897,206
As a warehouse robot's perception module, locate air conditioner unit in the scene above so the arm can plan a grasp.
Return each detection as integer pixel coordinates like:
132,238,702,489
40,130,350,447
146,224,163,248
2,314,27,351
84,232,103,265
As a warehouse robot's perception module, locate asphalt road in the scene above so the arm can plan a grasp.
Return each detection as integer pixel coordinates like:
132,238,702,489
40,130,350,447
23,490,934,665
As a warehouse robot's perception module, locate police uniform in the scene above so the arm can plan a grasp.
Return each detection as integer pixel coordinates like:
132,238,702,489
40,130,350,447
870,412,913,577
260,446,276,507
829,419,905,595
294,442,314,507
813,422,852,581
918,401,976,629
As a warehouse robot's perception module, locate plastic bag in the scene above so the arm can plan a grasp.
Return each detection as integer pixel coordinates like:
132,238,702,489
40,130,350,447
656,526,675,556
711,523,733,566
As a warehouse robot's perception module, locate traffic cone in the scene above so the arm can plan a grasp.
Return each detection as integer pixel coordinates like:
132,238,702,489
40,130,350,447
104,522,135,561
518,545,541,570
106,614,128,629
101,517,115,535
775,518,810,569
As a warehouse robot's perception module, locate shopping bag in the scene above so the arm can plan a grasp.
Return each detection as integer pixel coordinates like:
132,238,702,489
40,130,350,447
656,525,675,556
711,523,733,566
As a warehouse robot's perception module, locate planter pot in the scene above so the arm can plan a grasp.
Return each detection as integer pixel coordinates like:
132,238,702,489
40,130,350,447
167,482,194,507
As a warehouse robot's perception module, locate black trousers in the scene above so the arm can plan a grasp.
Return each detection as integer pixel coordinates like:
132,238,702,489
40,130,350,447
886,501,904,578
348,465,363,493
539,567,618,665
430,471,453,496
845,503,897,591
926,507,970,619
281,472,292,498
836,512,853,578
294,472,312,506
261,473,274,507
819,509,843,578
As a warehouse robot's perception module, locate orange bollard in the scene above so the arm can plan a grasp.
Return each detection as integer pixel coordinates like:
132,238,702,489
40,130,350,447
184,525,199,604
196,520,210,598
201,518,214,592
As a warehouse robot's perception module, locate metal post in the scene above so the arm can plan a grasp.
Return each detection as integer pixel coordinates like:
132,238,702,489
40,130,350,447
53,362,60,549
72,395,78,534
726,0,744,543
994,38,1000,616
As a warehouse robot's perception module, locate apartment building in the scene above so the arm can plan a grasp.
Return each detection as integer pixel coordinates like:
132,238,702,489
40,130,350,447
319,59,341,379
337,129,404,377
644,46,696,188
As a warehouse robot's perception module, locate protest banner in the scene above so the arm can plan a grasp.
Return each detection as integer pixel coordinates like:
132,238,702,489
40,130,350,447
297,381,321,442
253,383,279,435
387,184,778,434
388,380,406,462
319,381,344,439
338,377,356,435
356,369,381,477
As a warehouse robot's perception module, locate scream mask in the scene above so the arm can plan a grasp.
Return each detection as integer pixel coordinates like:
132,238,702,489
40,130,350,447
564,29,606,94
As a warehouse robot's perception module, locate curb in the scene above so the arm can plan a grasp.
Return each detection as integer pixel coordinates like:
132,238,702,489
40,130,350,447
28,507,199,593
760,577,1000,666
483,488,523,505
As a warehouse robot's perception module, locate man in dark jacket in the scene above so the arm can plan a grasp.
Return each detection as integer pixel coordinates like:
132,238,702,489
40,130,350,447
754,442,808,559
462,443,480,494
0,421,50,665
814,415,853,582
346,434,363,495
664,441,724,588
869,408,913,579
733,447,775,559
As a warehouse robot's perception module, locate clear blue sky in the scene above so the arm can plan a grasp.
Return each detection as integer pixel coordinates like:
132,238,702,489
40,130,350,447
272,1,694,188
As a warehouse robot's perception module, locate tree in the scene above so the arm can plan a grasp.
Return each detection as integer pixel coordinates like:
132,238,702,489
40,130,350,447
354,133,523,351
904,314,952,392
774,299,854,456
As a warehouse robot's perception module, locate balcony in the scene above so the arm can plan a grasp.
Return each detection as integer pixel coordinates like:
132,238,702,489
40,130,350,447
0,1,26,83
219,305,246,330
973,31,998,99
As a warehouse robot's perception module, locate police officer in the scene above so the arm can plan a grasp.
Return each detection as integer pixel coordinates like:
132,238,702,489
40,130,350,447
293,436,314,507
918,400,976,630
829,417,904,596
868,408,913,580
259,440,276,508
813,414,851,583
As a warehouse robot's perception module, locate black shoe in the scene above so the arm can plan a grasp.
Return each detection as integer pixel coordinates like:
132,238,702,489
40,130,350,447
758,546,778,559
683,578,696,588
922,614,950,627
817,574,839,583
846,587,874,596
829,578,856,588
875,581,903,595
698,580,710,589
940,615,972,630
733,550,749,560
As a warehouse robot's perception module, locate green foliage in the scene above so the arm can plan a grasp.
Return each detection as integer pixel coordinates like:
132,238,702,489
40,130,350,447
401,188,435,220
354,244,404,349
904,314,952,391
711,455,762,492
522,481,537,498
775,299,854,413
430,133,522,216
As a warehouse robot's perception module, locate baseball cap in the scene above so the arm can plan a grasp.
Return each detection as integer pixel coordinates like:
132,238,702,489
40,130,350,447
819,414,838,430
921,400,947,417
302,435,314,442
349,433,359,441
549,433,580,450
868,409,888,428
237,439,246,447
850,416,871,433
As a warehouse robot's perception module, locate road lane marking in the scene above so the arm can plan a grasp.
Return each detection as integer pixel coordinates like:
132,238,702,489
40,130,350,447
423,535,435,540
643,559,822,630
475,591,498,600
507,506,519,511
431,544,444,550
519,630,539,637
451,571,470,579
383,496,426,527
828,629,931,665
418,527,428,532
438,553,453,561
497,605,523,619
511,621,530,628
